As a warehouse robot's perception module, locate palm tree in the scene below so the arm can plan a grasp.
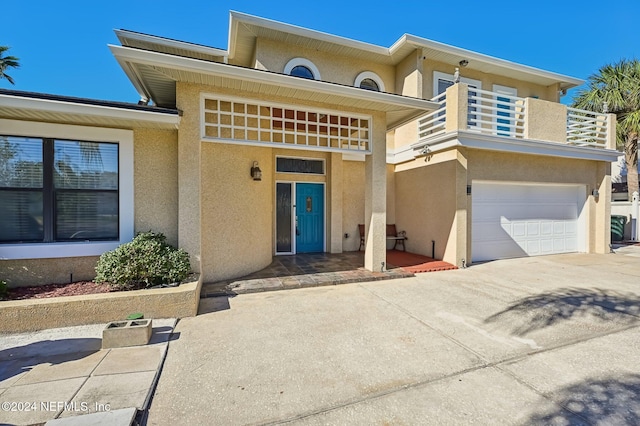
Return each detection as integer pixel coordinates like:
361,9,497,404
572,59,640,200
0,46,20,85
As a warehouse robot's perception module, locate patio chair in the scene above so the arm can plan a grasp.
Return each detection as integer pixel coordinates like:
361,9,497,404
358,224,407,251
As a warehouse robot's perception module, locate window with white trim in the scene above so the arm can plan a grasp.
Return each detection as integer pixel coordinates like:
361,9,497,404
0,136,119,243
354,71,385,92
284,58,321,80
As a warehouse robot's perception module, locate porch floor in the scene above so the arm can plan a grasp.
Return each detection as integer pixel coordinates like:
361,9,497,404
201,250,456,298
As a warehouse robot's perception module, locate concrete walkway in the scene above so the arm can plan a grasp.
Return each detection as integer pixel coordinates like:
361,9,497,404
0,319,176,425
148,248,640,425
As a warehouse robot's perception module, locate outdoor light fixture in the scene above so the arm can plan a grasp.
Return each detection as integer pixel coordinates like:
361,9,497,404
603,102,609,113
592,188,600,198
250,161,262,181
459,59,469,67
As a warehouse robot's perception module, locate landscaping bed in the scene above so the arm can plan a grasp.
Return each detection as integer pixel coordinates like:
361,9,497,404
5,281,112,300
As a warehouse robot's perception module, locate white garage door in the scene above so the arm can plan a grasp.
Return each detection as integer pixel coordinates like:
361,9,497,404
472,182,585,262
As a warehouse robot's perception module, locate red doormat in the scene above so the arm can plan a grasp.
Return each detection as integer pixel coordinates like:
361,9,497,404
386,250,458,273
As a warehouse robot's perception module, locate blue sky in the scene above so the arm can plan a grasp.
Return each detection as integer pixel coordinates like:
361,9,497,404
3,0,639,104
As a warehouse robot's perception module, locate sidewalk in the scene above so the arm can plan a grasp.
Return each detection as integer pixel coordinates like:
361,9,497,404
0,319,176,425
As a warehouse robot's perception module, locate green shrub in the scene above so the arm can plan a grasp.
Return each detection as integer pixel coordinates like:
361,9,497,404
95,232,190,289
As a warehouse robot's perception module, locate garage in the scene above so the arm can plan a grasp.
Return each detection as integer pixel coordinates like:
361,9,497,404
472,182,586,262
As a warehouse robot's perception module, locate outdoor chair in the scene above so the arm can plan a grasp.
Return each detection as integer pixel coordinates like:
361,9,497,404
358,224,407,251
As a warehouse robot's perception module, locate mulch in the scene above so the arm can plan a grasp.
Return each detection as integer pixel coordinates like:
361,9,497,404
3,281,113,301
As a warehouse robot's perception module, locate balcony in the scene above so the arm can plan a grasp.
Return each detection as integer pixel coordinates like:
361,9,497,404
414,84,617,160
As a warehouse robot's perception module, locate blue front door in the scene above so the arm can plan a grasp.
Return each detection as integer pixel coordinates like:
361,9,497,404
295,183,324,253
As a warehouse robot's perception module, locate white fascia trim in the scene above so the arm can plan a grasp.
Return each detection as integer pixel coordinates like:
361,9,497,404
404,34,584,89
113,56,153,102
0,119,135,260
412,131,621,162
228,11,390,60
387,145,417,164
110,45,439,112
0,93,180,127
115,29,228,59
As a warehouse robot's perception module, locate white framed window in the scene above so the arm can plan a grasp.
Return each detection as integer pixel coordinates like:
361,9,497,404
354,71,385,92
433,71,482,127
0,119,134,260
284,58,321,81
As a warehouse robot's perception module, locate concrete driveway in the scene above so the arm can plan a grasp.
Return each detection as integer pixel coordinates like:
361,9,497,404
147,249,640,425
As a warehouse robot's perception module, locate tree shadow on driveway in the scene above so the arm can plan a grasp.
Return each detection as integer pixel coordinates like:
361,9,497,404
484,288,640,336
526,375,640,425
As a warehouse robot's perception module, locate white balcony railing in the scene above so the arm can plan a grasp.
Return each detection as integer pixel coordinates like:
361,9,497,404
467,88,525,138
566,107,608,148
417,86,613,149
417,91,447,139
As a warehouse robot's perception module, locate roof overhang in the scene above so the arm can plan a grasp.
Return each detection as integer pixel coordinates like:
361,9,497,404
0,91,180,130
412,131,620,162
228,11,583,91
110,45,438,130
399,35,584,91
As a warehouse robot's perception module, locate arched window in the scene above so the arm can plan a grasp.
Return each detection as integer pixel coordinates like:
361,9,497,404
284,58,321,80
290,65,314,80
354,71,385,92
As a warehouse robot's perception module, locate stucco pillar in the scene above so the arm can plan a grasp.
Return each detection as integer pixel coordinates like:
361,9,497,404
524,98,567,143
454,149,468,267
364,112,387,272
330,153,343,253
594,162,612,253
445,83,468,132
175,83,201,273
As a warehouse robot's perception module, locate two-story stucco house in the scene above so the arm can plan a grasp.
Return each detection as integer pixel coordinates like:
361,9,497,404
0,11,620,287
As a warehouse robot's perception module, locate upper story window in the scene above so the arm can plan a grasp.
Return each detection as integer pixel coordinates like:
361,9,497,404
284,58,321,80
0,136,119,244
354,71,385,92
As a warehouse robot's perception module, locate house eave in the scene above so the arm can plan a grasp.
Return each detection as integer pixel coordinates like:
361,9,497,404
110,45,438,128
0,92,180,130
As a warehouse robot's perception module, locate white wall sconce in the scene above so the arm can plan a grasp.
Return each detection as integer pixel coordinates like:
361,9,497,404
250,161,262,181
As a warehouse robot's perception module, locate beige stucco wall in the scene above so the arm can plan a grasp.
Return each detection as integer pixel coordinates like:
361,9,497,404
2,256,99,288
133,128,179,247
200,143,274,283
391,51,422,151
395,151,459,262
253,38,396,93
342,160,365,251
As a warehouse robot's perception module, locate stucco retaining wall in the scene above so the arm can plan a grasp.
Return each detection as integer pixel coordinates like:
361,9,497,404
0,276,201,333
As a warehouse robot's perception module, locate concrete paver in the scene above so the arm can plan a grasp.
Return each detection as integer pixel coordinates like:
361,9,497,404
0,318,175,425
61,371,157,417
17,351,108,385
0,377,86,425
93,345,164,376
148,248,640,425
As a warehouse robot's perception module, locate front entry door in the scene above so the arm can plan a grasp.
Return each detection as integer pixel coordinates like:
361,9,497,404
295,183,324,253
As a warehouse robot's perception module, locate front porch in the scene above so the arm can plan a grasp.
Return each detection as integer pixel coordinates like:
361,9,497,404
200,251,456,297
